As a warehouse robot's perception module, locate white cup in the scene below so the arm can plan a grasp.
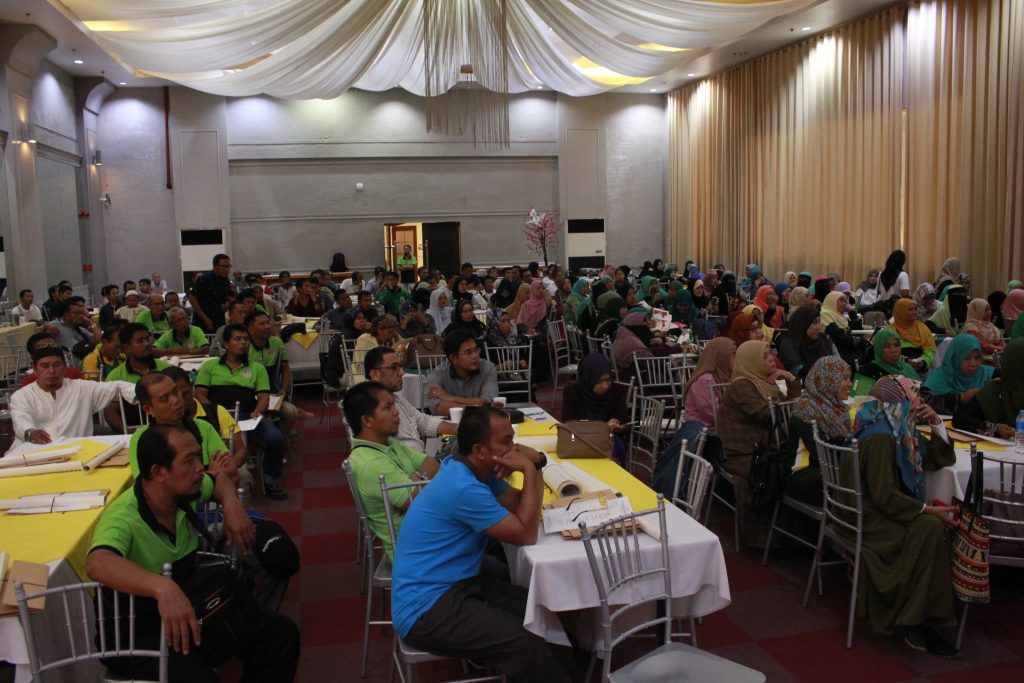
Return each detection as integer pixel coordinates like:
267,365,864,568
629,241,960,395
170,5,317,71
449,407,464,423
493,396,507,408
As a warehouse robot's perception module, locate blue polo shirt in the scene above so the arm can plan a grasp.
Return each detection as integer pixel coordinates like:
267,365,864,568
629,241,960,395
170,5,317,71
391,456,510,637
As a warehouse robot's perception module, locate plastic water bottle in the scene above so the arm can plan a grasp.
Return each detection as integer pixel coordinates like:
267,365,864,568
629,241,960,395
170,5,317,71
1016,410,1024,458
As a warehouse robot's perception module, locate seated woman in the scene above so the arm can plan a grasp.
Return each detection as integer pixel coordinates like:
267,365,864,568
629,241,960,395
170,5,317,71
670,289,698,327
753,285,784,328
616,283,641,312
444,300,486,340
787,286,812,321
774,282,791,320
926,284,969,335
855,268,881,313
819,290,864,369
953,338,1023,439
920,334,994,416
351,314,399,384
1002,287,1024,337
787,356,853,505
962,298,1005,354
853,329,921,396
887,298,936,372
717,340,801,547
611,311,680,382
563,278,589,327
638,276,665,308
778,305,837,380
561,354,630,464
913,283,939,320
593,292,628,339
515,281,550,337
682,337,735,431
490,278,518,311
426,288,452,336
845,376,958,656
485,309,528,374
742,304,775,343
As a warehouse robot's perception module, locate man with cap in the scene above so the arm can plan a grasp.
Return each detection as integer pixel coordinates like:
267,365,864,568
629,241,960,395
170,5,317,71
116,290,146,323
8,347,137,451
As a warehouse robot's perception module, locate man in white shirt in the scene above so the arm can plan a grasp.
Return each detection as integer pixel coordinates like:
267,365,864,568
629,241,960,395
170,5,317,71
8,347,137,451
116,290,146,322
11,289,43,325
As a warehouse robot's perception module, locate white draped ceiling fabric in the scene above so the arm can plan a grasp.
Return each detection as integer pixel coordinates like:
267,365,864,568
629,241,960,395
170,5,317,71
54,0,819,99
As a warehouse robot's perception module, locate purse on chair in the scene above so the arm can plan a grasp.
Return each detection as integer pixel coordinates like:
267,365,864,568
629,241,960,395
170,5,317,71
556,420,613,458
951,452,991,604
404,333,443,368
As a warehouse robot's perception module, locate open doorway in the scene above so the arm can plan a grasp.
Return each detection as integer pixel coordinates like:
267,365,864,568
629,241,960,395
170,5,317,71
384,222,461,280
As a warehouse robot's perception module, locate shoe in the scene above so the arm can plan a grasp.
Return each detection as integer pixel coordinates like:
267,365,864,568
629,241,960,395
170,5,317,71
265,484,289,500
904,626,960,659
903,626,927,653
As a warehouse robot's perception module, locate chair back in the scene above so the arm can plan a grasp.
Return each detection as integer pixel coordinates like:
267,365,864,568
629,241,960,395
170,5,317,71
486,342,533,404
769,399,798,450
379,475,429,554
565,324,584,363
671,429,712,521
812,421,863,542
586,335,608,356
343,459,377,566
580,498,671,676
709,381,730,432
628,394,665,477
547,319,573,371
15,564,172,683
414,354,446,406
977,451,1024,566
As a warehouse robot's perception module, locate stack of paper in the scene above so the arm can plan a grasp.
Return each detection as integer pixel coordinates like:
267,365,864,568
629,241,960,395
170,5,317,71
543,493,633,535
1,490,109,514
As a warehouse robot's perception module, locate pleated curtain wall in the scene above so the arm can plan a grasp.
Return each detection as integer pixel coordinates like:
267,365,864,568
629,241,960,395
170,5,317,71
667,0,1024,296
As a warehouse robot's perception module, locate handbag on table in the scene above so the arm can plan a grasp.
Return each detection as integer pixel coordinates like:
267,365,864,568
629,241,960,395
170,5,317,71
556,420,613,459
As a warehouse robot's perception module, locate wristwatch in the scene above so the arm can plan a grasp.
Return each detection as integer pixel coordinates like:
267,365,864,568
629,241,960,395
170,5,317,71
534,452,548,471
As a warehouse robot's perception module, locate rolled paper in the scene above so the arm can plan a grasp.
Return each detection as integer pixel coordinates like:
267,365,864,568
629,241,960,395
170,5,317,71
0,460,84,479
83,443,125,471
0,451,72,469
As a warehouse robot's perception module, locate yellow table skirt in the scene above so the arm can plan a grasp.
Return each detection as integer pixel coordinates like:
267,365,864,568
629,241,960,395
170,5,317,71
0,440,133,578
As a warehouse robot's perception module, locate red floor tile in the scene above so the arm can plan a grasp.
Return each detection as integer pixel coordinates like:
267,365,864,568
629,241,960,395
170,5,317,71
302,485,347,510
759,627,918,683
301,531,357,565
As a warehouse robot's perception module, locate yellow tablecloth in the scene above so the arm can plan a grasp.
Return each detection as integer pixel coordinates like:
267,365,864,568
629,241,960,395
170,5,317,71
0,439,133,579
289,332,318,349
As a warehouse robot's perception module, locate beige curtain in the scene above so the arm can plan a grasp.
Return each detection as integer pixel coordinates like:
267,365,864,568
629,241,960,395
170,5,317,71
905,0,1024,297
668,7,905,282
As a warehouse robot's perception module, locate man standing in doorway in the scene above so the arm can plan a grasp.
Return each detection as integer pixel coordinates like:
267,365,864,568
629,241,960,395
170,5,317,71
398,244,417,291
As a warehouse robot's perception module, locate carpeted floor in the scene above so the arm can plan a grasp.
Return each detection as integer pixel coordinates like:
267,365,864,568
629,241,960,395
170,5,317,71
240,386,1024,683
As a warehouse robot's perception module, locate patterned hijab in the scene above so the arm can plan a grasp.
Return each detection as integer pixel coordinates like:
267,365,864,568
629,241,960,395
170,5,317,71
854,375,925,500
793,356,852,440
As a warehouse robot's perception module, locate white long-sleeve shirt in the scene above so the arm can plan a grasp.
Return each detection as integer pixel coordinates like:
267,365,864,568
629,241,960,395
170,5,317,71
8,379,137,452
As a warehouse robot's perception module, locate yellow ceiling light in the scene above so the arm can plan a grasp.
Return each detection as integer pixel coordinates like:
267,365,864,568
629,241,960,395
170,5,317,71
83,21,145,32
636,43,687,52
572,57,651,85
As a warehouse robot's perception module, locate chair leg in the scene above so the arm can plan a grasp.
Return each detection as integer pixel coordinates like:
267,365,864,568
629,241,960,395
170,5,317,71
956,602,970,651
689,616,698,647
585,652,596,683
802,520,827,608
845,551,862,648
761,500,782,566
732,503,741,553
361,571,374,677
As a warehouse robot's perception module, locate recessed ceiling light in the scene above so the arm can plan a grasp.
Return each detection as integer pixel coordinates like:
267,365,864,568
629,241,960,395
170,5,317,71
801,26,812,31
650,88,657,92
73,59,84,64
687,73,696,77
119,81,127,86
536,85,543,90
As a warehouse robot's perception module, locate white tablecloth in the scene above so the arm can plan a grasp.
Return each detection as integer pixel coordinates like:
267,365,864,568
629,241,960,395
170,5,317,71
925,448,1024,504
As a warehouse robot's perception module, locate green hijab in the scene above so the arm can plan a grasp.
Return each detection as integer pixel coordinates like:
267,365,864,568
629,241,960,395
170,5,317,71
922,334,993,396
975,338,1024,425
597,291,625,322
638,276,658,302
871,328,920,379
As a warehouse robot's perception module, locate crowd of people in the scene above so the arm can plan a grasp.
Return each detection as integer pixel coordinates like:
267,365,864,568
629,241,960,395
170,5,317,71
6,246,1024,680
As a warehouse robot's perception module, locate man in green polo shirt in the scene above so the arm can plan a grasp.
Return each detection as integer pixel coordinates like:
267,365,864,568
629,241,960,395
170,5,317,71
134,293,171,334
245,310,308,440
343,381,438,559
377,270,409,317
196,325,287,500
86,424,297,682
154,307,210,357
103,323,171,431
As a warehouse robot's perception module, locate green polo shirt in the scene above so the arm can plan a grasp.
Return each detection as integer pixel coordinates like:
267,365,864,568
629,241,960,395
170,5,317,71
154,326,209,350
90,476,214,575
134,309,171,334
195,356,269,414
248,336,289,369
347,436,427,560
128,419,227,477
105,357,172,384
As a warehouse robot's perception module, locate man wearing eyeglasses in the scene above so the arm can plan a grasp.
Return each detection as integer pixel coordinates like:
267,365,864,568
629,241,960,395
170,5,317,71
425,328,501,417
364,346,457,452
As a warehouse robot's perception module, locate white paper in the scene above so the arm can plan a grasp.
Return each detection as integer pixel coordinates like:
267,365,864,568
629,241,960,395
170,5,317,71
947,428,1015,447
543,494,633,534
0,450,73,469
268,395,283,411
237,416,263,432
1,490,108,513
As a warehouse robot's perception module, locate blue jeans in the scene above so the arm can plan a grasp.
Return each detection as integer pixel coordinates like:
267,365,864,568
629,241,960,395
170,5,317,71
243,413,285,486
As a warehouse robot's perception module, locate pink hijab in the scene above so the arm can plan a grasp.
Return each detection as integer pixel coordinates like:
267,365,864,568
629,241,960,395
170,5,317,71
1003,289,1024,322
516,280,549,330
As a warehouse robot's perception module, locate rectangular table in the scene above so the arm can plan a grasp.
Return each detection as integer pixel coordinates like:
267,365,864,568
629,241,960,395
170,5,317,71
507,413,731,648
0,435,133,682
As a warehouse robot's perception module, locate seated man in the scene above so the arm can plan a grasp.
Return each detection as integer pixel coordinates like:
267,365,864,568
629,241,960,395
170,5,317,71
377,270,410,317
364,347,456,452
209,300,248,357
342,291,379,339
391,407,568,683
11,288,43,325
285,278,324,318
154,306,210,356
251,284,285,322
104,323,172,431
52,296,100,358
115,290,146,322
134,292,171,334
162,366,247,475
98,285,121,328
137,278,153,296
9,347,136,450
19,331,87,387
325,289,352,331
273,271,296,307
128,372,239,484
85,424,297,683
344,381,439,559
426,328,501,417
246,311,308,438
82,324,126,380
196,325,288,500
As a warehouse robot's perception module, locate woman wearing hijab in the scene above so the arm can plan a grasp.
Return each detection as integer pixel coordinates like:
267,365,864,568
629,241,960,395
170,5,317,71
913,283,938,319
845,375,958,654
817,290,863,369
783,271,798,288
987,290,1008,332
876,249,911,304
564,278,589,326
853,328,921,396
797,272,813,289
447,276,473,308
683,338,735,430
962,298,1005,354
725,311,763,347
920,334,993,415
593,292,627,339
773,282,791,318
888,298,937,372
926,284,969,335
954,338,1024,438
670,289,699,327
515,281,549,336
613,311,681,378
787,356,853,504
934,257,962,299
1002,288,1024,335
739,263,760,293
717,340,801,547
855,269,880,314
638,276,663,308
577,279,608,334
753,284,784,328
502,283,530,321
445,300,486,340
811,277,832,303
561,353,630,467
787,287,812,321
351,314,400,385
490,278,517,310
778,306,837,379
713,271,738,315
426,288,452,336
742,304,774,343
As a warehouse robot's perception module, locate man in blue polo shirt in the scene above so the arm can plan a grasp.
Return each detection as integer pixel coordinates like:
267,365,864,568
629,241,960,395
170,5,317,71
391,407,570,683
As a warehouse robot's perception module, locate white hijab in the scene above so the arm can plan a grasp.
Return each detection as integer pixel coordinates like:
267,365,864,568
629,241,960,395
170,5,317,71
427,287,451,335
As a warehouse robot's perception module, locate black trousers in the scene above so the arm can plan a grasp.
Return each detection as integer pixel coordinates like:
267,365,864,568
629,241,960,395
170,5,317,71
104,610,300,683
405,573,571,683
